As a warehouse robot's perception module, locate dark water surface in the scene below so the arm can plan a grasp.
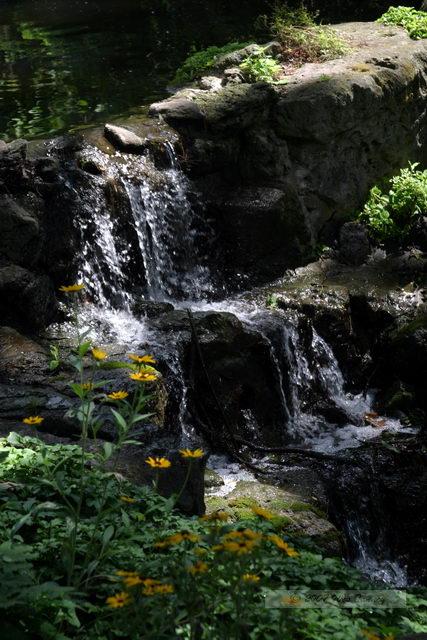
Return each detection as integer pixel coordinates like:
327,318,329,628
0,0,266,141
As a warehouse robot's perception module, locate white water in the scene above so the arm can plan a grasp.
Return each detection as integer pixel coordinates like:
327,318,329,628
67,143,420,587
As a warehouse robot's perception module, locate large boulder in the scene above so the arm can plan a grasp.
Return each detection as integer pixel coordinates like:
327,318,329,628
149,22,427,281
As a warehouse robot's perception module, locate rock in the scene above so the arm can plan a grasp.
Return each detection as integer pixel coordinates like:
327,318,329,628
338,221,370,265
151,310,290,446
222,68,245,85
206,479,344,556
204,468,225,488
104,123,146,153
6,138,27,158
149,98,204,123
0,140,8,153
0,265,57,332
149,22,427,274
132,300,175,319
35,157,60,182
0,195,42,266
198,76,223,91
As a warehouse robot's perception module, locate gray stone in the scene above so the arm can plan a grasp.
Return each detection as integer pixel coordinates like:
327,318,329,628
198,76,223,91
104,124,146,153
0,140,8,153
0,265,57,332
6,138,27,157
149,98,204,123
338,221,370,265
0,195,41,266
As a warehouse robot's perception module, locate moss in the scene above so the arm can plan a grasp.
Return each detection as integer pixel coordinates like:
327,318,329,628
269,499,327,519
351,63,371,72
204,469,224,489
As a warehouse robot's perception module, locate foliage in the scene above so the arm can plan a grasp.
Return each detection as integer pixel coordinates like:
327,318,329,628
239,46,283,82
257,2,350,65
1,285,427,638
377,5,427,39
357,162,427,242
2,437,426,639
172,42,252,84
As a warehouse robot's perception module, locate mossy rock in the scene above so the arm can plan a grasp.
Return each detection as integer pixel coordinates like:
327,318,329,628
205,480,344,557
204,468,225,489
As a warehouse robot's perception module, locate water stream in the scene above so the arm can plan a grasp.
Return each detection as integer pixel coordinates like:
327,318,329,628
68,143,418,586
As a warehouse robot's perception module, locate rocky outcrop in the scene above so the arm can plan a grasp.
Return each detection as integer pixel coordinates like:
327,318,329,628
205,479,344,556
149,22,427,281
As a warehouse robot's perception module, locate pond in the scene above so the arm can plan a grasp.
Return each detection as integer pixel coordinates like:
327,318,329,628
0,0,267,141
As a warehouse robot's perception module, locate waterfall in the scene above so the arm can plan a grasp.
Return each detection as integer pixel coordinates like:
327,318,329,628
65,140,419,586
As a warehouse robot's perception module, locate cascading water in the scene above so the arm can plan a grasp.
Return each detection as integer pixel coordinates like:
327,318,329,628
67,139,419,586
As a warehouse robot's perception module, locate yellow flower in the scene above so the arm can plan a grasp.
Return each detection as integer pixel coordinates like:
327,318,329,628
58,284,85,292
82,382,93,390
141,578,161,596
123,576,143,587
128,354,156,364
242,574,260,582
360,632,381,640
223,540,258,555
187,561,208,575
106,591,130,608
116,570,139,577
194,548,208,555
250,505,275,519
200,510,229,522
152,584,174,594
107,391,129,400
282,595,302,607
155,531,200,547
212,544,224,551
269,536,299,556
130,371,158,382
91,348,107,360
145,456,171,468
224,528,262,541
119,496,135,503
179,448,205,458
22,416,44,425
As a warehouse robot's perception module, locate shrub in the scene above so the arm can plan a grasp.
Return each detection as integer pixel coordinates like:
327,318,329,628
172,42,252,84
357,162,427,242
256,2,350,66
377,5,427,39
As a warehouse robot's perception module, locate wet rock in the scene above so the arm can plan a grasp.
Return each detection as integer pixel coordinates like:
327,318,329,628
132,300,175,319
204,468,225,488
0,266,57,332
0,195,42,266
104,123,146,154
325,433,427,585
338,221,370,265
7,138,27,158
35,157,60,182
206,479,344,556
152,310,289,446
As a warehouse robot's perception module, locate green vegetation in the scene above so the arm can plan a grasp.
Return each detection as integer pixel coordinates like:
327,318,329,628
377,5,427,39
258,3,350,65
172,42,252,84
239,46,283,82
1,288,427,639
3,434,427,639
357,162,427,242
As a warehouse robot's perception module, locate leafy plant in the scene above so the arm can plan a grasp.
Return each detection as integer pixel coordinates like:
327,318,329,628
239,46,282,82
257,2,349,66
357,162,427,242
172,42,252,84
377,5,427,39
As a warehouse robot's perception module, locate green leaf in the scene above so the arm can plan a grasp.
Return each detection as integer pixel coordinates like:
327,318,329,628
110,408,128,432
78,341,92,358
103,441,114,460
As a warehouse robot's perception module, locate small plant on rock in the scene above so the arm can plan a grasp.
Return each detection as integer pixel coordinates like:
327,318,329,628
377,5,427,39
357,162,427,243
